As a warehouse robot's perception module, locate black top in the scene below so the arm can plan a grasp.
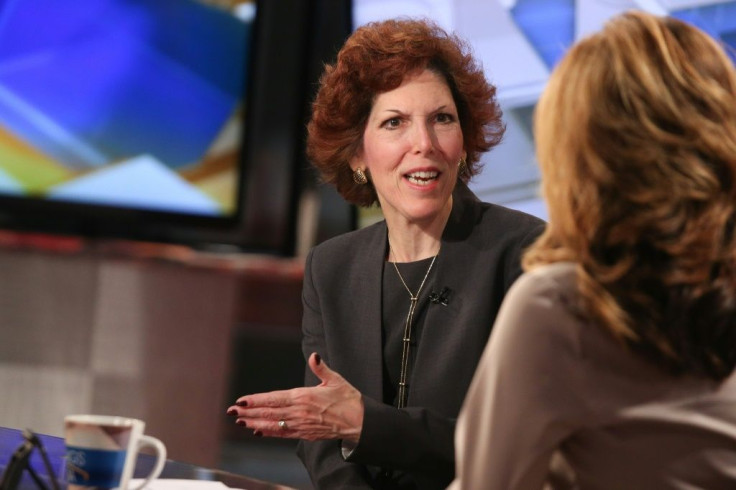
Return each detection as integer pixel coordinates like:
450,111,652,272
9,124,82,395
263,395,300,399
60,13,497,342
382,257,438,407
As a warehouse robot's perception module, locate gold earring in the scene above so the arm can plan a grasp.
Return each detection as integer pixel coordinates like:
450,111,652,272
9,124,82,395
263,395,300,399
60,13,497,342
458,157,467,175
353,168,368,185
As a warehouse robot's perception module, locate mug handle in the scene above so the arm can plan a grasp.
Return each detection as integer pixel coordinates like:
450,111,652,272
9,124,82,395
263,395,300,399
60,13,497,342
129,435,167,490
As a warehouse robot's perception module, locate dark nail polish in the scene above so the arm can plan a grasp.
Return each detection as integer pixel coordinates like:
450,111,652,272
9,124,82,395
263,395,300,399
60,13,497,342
315,353,321,365
236,420,246,427
253,431,263,437
236,400,248,407
226,408,237,416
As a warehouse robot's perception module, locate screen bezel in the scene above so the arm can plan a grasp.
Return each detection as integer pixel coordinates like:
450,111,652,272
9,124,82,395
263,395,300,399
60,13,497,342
0,0,311,255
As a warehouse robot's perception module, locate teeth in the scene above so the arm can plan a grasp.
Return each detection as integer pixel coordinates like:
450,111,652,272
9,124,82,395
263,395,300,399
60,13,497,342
406,171,438,185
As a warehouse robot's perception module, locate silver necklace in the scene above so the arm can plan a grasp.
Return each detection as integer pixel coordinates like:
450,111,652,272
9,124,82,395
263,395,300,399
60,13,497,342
389,243,438,409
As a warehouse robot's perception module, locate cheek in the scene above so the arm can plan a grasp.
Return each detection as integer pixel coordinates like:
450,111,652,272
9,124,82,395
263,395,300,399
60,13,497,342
359,135,381,169
435,128,464,155
362,139,403,172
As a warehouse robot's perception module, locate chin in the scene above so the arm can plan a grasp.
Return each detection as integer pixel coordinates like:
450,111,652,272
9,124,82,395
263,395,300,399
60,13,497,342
404,202,449,223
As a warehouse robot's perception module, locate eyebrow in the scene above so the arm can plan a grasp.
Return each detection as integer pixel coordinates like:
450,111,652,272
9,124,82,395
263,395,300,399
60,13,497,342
378,104,453,116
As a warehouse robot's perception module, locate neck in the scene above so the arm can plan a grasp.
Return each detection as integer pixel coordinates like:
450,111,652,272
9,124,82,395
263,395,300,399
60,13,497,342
388,234,440,263
386,198,452,262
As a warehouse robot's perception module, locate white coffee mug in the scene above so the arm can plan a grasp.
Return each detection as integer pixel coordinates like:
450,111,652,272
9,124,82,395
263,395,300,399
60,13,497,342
64,414,166,490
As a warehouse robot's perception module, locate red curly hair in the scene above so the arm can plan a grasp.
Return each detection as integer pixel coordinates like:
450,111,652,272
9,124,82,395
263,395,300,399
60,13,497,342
306,18,503,207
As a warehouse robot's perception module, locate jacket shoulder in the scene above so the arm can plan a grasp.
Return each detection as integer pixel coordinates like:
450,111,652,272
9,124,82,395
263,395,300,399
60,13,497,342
481,202,545,236
308,221,385,268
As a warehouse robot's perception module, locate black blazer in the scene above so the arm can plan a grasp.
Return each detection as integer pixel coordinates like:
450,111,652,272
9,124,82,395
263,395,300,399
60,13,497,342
296,183,545,489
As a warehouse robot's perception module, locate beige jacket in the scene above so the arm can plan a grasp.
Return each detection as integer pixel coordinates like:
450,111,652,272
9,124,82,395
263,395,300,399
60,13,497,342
450,262,736,490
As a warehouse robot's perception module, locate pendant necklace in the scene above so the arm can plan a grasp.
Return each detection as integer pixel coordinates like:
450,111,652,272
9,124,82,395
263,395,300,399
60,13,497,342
389,242,438,409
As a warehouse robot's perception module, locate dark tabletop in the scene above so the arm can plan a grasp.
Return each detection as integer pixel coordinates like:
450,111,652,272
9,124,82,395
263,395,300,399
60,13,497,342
0,427,294,489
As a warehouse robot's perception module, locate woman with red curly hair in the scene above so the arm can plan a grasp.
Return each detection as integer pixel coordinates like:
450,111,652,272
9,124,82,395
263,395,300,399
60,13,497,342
229,18,543,489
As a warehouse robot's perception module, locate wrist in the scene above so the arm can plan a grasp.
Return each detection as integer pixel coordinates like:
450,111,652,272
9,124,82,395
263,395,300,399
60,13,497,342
343,393,364,443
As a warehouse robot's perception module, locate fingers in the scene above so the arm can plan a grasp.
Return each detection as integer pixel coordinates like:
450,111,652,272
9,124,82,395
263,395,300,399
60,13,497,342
228,409,319,440
226,386,308,439
308,352,341,385
248,420,337,442
229,405,303,422
226,408,291,437
229,353,328,412
226,353,362,442
308,351,322,370
242,416,297,435
231,387,298,411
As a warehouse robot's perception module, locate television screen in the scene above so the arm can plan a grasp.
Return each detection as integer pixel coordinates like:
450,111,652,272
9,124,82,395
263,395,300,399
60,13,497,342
352,0,736,224
0,0,305,252
0,0,253,215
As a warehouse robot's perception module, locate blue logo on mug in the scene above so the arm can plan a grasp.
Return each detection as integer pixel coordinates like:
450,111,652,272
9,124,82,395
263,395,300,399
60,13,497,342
66,446,126,488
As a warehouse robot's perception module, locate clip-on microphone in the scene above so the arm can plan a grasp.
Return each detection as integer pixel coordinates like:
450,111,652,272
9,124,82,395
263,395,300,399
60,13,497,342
429,287,451,306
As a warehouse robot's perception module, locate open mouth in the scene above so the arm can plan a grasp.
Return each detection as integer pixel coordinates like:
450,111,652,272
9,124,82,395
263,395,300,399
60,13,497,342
405,170,439,186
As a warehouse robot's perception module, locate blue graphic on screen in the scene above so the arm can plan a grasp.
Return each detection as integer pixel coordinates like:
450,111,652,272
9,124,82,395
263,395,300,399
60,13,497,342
510,0,574,70
672,3,736,64
0,0,247,168
509,0,736,72
0,0,253,216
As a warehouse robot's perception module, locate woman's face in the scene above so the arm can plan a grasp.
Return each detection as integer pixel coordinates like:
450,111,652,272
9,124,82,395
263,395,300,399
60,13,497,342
351,69,465,227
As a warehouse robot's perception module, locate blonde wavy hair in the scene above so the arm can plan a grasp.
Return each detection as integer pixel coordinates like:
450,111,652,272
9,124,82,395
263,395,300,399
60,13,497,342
525,11,736,379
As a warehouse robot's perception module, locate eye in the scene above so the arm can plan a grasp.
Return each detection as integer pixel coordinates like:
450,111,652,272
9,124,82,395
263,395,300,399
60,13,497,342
381,117,402,129
435,112,456,124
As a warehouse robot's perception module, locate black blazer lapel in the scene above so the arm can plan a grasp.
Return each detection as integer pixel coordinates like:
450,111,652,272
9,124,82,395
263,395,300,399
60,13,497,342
339,222,387,401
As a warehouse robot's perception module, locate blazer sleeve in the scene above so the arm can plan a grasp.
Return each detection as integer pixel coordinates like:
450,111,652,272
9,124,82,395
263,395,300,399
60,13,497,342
346,397,456,480
296,248,375,489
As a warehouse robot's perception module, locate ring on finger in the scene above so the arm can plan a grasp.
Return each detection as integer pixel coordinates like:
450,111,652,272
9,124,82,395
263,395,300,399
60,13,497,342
278,419,288,430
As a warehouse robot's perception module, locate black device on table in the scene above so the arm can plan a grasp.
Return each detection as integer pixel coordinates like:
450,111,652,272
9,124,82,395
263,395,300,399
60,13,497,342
0,429,59,490
0,426,293,490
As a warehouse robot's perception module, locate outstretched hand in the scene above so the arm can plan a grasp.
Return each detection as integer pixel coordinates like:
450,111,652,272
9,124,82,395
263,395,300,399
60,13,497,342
227,353,364,442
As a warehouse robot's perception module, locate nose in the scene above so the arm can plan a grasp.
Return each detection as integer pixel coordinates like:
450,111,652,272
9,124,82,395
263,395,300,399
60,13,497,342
410,121,435,154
